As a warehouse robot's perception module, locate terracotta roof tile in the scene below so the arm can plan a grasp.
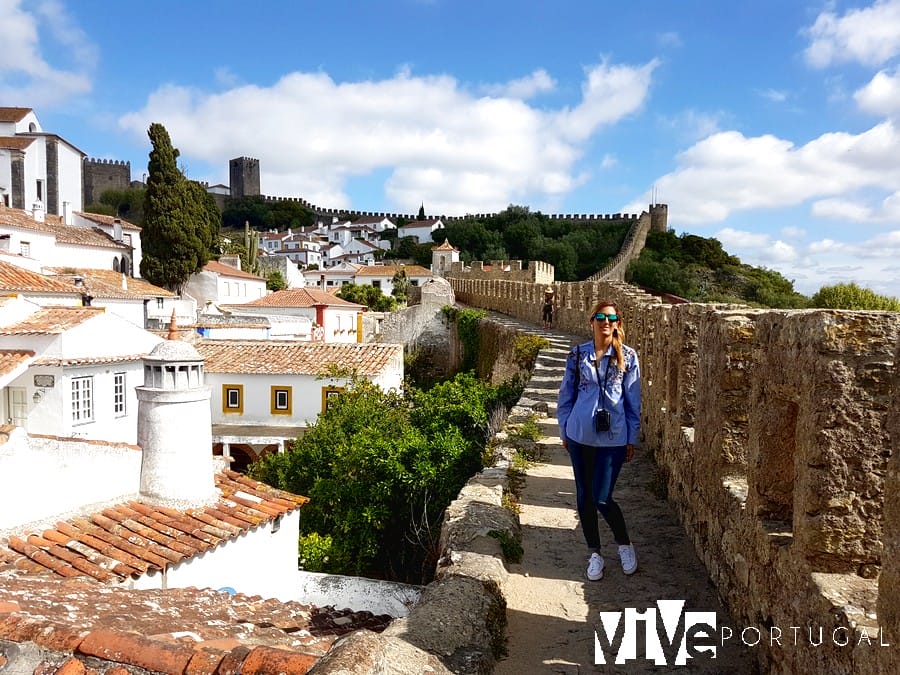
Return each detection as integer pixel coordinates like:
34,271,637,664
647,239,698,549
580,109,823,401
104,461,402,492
0,136,36,150
0,576,393,673
47,268,174,299
32,353,150,367
236,287,362,308
0,306,103,335
203,260,266,281
0,107,32,123
0,470,308,584
0,349,35,378
353,264,432,277
195,340,402,376
0,208,130,250
0,259,81,294
72,212,141,231
432,238,458,251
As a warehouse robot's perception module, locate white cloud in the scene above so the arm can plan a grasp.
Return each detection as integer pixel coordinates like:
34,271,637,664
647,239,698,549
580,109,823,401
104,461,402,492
0,0,95,106
760,88,788,103
804,0,900,68
716,227,770,249
656,31,682,49
854,67,900,117
481,69,556,99
623,121,900,226
119,59,657,214
780,226,806,239
599,153,617,169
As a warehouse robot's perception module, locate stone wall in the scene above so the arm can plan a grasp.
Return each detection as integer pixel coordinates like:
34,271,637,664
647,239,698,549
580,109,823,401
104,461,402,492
82,158,131,206
447,272,900,674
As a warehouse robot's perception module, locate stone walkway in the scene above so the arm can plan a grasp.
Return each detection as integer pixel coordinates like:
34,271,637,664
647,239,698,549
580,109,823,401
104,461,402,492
485,314,758,674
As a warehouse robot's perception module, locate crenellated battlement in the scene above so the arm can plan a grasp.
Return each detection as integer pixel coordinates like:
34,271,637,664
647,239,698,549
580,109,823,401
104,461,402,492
448,274,900,673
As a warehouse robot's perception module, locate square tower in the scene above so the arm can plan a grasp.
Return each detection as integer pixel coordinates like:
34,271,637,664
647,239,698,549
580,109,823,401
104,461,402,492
229,157,260,199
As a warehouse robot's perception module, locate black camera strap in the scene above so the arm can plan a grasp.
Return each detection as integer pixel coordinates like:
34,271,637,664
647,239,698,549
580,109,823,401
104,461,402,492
594,349,613,412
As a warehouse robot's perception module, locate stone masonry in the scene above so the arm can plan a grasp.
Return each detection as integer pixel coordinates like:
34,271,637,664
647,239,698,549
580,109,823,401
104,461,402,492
448,269,900,674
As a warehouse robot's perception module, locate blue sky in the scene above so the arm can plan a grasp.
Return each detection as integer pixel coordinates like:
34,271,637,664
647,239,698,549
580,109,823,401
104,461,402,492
3,0,900,297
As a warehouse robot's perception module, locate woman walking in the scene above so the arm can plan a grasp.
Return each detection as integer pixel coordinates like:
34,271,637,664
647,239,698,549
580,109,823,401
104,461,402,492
557,300,641,580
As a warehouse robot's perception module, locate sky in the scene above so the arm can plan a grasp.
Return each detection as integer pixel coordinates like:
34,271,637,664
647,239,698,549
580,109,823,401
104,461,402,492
2,0,900,297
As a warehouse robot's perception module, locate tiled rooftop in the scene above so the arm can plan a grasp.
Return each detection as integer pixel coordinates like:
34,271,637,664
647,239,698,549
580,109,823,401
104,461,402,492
0,306,103,335
196,340,402,376
0,207,130,250
47,267,174,299
73,211,141,231
238,288,363,308
0,470,308,582
0,259,81,294
0,576,393,674
0,136,36,150
203,260,266,281
353,264,432,277
0,107,32,123
32,353,150,367
0,349,35,378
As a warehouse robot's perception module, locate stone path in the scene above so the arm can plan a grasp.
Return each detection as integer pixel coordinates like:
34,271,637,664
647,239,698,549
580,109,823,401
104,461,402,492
485,314,758,674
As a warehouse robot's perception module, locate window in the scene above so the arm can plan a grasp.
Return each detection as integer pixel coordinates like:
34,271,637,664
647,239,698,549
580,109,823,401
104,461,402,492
322,386,345,412
222,384,243,414
113,372,126,416
372,280,381,289
156,297,165,309
71,376,94,423
36,180,44,202
20,241,30,257
271,386,292,415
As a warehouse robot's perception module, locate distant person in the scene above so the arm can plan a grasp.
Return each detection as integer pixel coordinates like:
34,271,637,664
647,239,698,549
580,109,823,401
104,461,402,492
557,300,641,581
542,287,555,328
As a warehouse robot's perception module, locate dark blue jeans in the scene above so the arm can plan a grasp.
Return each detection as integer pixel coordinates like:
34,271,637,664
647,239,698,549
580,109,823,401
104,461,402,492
566,438,630,550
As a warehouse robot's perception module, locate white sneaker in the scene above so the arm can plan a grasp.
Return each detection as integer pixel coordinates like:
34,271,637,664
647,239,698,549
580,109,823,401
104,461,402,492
618,544,638,575
586,552,604,581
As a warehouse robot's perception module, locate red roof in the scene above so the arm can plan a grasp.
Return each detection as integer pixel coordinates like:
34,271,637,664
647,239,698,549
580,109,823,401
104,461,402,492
203,260,266,281
0,107,32,123
238,287,363,308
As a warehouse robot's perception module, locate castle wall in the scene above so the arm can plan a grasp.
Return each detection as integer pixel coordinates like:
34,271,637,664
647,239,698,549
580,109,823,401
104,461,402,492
82,158,131,206
447,271,900,674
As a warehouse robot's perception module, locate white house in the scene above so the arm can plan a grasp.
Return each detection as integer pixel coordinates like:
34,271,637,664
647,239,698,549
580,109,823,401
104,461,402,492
0,298,163,443
195,339,404,469
353,264,433,296
0,204,132,271
225,287,364,343
45,267,186,329
431,238,461,276
0,107,84,223
0,258,82,306
182,258,268,309
72,211,143,277
397,218,444,244
0,330,307,601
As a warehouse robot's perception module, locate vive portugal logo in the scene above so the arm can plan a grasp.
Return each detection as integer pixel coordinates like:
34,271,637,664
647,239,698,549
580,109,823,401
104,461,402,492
594,600,716,666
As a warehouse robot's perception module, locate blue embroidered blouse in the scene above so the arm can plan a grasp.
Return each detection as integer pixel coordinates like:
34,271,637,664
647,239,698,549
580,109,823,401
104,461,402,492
557,340,641,447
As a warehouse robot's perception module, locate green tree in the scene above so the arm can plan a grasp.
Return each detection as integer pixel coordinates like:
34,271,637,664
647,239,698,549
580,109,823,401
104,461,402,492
140,123,217,291
90,187,146,224
250,373,498,581
417,203,426,221
810,282,900,310
391,268,410,302
336,282,397,312
265,269,288,291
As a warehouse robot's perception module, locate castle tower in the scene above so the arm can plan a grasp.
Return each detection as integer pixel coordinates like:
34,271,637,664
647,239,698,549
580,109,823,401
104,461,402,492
137,327,215,502
650,203,668,234
229,157,260,199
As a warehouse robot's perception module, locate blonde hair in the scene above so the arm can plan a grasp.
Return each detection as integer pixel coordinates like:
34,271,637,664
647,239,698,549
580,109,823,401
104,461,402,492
590,300,625,371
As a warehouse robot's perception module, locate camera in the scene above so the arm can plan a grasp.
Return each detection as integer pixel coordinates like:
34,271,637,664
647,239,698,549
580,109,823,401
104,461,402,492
595,409,611,432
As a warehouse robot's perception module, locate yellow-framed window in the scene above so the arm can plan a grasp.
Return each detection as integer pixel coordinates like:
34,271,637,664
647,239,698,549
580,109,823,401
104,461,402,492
223,384,244,414
321,386,345,412
271,386,292,415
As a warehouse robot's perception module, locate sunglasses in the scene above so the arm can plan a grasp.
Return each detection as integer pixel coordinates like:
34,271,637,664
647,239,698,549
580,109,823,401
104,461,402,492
593,312,619,322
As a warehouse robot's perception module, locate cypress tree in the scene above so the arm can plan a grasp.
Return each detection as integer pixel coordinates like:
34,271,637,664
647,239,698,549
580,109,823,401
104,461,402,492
140,123,218,292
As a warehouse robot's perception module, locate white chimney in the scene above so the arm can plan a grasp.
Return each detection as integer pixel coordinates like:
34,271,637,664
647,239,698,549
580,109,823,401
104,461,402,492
32,201,44,223
121,273,128,291
113,218,123,242
137,324,216,503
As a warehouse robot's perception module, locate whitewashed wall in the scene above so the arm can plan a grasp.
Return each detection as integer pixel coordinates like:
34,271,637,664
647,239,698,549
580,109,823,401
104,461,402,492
133,511,301,600
57,143,83,220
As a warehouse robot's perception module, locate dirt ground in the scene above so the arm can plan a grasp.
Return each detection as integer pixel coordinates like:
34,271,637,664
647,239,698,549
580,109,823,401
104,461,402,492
494,385,759,673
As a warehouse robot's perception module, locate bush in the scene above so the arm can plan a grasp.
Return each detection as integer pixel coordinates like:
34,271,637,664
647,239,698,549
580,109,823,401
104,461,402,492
810,283,900,311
